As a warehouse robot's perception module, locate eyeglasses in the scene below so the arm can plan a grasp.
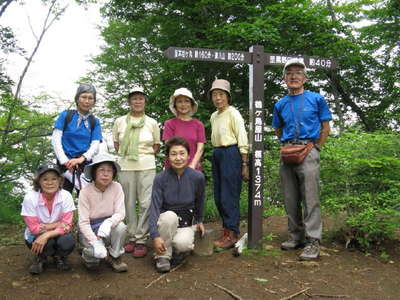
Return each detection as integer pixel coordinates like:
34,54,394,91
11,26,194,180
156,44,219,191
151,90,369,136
80,95,95,101
284,70,305,77
97,168,114,174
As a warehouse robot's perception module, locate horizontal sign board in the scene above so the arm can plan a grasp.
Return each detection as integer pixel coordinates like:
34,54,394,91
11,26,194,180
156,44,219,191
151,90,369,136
265,53,337,69
164,47,252,64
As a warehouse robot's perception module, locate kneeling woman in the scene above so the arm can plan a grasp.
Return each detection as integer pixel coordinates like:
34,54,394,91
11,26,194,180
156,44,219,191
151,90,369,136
78,153,128,272
21,163,75,275
149,137,205,273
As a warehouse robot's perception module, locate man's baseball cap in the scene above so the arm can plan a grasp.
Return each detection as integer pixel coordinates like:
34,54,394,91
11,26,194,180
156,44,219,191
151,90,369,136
128,87,147,99
283,58,307,76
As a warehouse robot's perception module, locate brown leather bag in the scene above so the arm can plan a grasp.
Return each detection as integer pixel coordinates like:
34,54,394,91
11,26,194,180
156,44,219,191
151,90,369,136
280,143,314,164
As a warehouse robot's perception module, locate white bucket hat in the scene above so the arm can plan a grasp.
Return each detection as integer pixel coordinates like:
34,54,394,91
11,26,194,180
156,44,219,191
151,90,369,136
208,79,231,100
169,88,198,116
283,58,307,77
84,153,121,180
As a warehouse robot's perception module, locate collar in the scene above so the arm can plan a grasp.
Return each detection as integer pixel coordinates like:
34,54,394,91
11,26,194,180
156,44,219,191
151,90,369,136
38,190,62,206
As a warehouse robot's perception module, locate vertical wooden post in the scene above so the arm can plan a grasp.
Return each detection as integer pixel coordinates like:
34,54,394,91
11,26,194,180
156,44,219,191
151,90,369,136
247,45,265,248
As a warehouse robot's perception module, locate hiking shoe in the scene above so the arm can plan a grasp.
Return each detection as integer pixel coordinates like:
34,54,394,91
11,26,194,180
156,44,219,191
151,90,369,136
155,257,170,273
281,239,305,250
171,251,189,266
124,241,136,253
213,228,229,247
132,243,147,258
214,229,238,250
29,255,45,275
54,256,71,271
108,256,128,273
299,239,320,261
84,260,100,271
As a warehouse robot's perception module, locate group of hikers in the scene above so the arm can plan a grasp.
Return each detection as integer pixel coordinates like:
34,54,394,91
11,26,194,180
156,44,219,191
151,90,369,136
21,58,332,275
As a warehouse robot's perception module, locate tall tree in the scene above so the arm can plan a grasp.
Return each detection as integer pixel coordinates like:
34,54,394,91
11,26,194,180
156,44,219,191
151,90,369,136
93,0,399,132
0,0,67,222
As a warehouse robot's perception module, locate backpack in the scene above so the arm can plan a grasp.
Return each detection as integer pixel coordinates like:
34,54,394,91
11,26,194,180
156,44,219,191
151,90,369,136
63,109,96,132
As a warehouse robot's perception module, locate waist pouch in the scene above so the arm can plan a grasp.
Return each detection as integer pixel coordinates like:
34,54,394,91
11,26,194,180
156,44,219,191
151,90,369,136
280,143,314,164
90,216,110,235
171,208,194,228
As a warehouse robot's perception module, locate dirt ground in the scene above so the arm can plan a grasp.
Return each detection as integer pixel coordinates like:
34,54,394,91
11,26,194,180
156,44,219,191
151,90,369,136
1,216,399,300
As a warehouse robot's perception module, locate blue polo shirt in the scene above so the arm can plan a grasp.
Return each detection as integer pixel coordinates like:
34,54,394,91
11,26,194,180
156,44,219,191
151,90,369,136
272,90,332,142
54,110,102,159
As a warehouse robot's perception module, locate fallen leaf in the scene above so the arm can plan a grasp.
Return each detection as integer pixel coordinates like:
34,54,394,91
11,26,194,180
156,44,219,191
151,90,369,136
12,281,22,288
254,277,268,282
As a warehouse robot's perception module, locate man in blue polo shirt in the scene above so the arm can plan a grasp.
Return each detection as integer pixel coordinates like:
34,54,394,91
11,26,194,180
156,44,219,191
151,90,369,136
52,83,102,193
272,58,332,261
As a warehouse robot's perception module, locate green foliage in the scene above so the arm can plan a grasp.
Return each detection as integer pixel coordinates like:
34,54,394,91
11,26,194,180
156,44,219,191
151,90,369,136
321,131,400,248
93,0,400,134
0,93,54,223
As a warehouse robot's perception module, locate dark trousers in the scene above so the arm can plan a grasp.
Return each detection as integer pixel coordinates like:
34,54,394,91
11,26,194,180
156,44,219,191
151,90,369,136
212,145,242,234
26,233,75,258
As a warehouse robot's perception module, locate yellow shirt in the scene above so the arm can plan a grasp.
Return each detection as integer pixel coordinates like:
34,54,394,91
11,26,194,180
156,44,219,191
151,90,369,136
112,115,160,171
210,106,249,154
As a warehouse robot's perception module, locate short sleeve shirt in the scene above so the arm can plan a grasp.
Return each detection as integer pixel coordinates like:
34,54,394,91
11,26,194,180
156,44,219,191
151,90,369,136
54,110,102,159
112,115,161,171
162,118,206,170
272,90,332,142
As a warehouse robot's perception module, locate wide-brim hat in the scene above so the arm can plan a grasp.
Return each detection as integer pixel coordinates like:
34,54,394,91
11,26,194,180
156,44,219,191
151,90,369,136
84,153,121,180
128,86,147,99
208,79,231,100
37,163,62,177
283,58,307,77
169,88,198,116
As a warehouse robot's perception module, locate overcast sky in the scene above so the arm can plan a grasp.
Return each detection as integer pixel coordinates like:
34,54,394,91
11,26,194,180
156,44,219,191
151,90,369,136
1,0,104,104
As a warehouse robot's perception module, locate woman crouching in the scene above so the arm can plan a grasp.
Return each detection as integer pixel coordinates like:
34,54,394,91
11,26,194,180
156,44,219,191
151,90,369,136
21,163,75,275
78,153,128,272
149,137,205,273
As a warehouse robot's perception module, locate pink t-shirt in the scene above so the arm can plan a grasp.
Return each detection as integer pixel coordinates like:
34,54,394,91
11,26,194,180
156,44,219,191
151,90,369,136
162,118,206,170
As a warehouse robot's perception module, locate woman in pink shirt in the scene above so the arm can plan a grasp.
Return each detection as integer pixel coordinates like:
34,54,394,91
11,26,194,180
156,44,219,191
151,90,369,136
163,88,206,171
78,153,128,273
21,163,76,275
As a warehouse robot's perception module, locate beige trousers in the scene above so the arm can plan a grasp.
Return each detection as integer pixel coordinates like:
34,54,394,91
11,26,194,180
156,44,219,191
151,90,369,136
80,222,127,263
155,211,195,259
119,169,155,244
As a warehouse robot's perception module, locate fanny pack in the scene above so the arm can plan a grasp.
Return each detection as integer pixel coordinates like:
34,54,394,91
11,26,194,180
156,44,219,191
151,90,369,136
171,208,194,228
280,143,314,164
90,216,110,235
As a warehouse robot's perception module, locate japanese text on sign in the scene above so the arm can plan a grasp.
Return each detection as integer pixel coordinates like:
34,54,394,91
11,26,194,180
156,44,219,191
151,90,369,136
265,53,335,69
171,48,248,63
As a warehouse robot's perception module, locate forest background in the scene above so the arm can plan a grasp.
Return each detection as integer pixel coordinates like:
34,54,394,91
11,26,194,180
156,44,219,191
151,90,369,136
0,0,399,249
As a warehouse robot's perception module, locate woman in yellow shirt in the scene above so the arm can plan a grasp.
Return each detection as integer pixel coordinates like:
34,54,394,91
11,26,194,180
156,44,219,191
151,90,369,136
209,79,249,250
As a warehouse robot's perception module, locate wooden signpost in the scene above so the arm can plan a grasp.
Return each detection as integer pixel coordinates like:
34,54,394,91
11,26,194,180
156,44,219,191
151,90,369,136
165,45,337,249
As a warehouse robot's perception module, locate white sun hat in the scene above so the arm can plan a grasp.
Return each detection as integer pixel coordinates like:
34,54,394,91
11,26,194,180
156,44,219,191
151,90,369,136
84,153,121,180
169,88,198,116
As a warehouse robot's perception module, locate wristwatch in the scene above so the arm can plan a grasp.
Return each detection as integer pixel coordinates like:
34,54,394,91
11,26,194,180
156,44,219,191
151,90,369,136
314,144,321,151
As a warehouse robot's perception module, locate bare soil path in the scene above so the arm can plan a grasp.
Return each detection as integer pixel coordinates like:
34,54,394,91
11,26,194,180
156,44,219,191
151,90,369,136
1,216,399,300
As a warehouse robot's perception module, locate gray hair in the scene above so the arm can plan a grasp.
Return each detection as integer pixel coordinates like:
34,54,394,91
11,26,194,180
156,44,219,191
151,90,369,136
74,83,96,104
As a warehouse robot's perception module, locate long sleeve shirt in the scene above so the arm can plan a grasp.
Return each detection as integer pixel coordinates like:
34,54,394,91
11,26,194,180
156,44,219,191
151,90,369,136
149,167,205,238
210,106,249,154
21,190,75,240
78,181,125,243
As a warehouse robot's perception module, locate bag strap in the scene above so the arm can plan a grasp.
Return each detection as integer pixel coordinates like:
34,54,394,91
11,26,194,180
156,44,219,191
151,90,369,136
63,109,96,131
